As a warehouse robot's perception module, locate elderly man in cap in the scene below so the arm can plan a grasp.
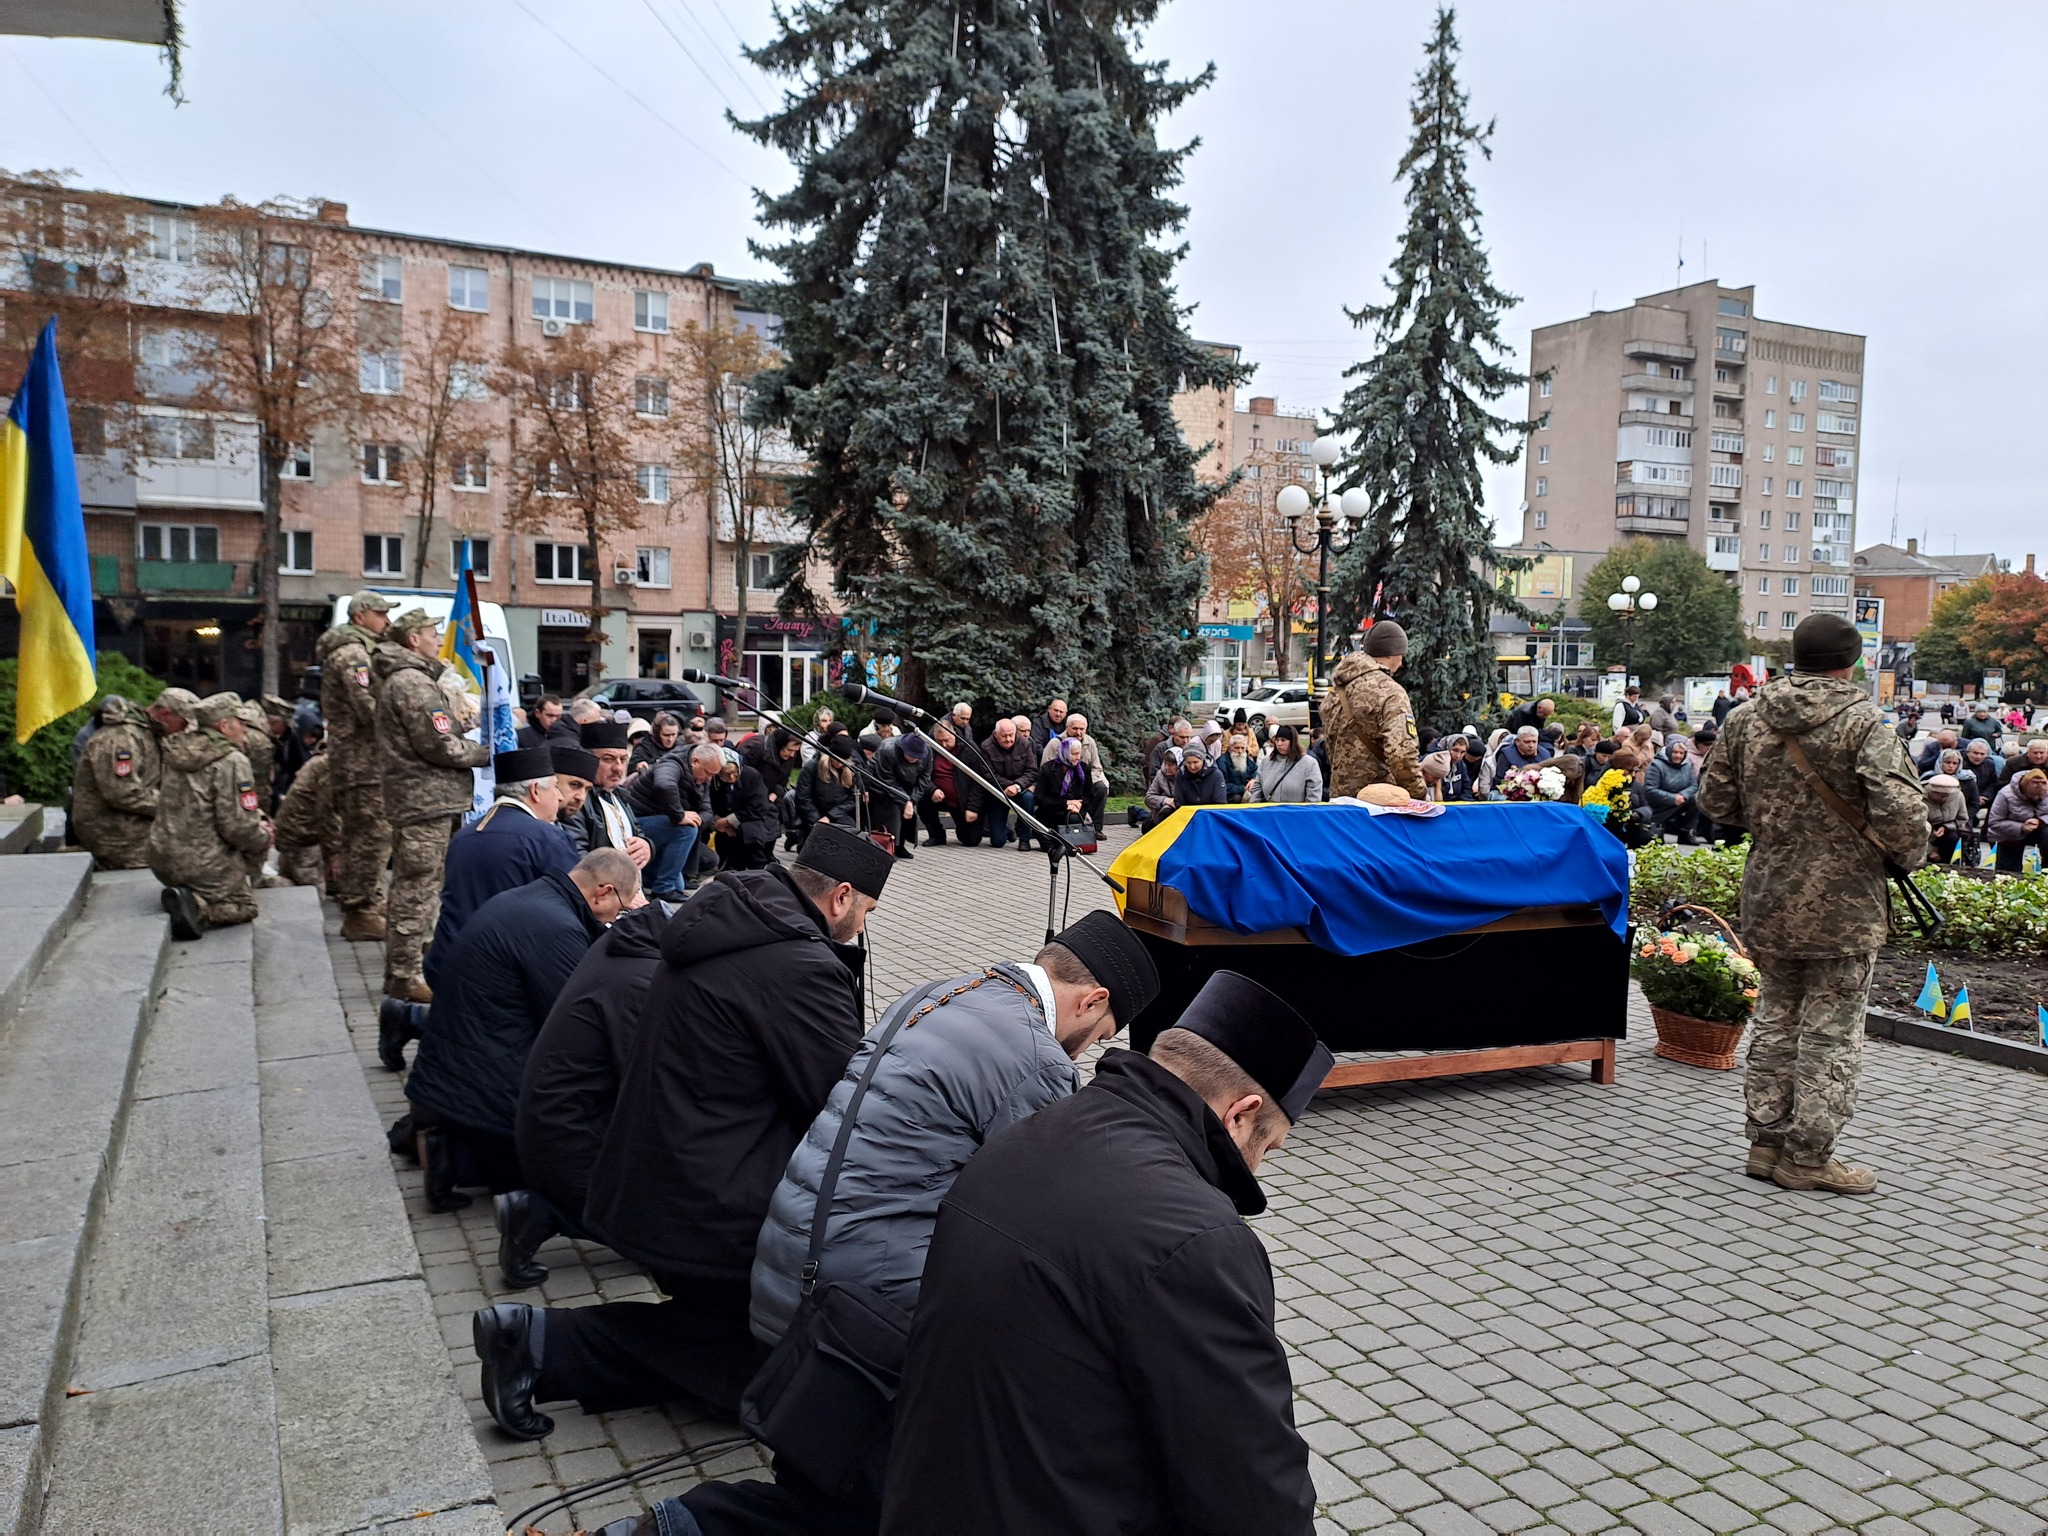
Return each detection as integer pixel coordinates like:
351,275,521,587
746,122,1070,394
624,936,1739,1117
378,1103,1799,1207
318,590,397,941
882,969,1326,1535
72,687,196,869
149,693,273,940
374,608,492,1002
1700,613,1927,1195
1323,622,1426,800
476,823,892,1439
570,718,654,867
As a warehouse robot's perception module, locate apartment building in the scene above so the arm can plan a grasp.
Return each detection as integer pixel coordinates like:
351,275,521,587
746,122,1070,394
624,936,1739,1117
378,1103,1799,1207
1852,539,2004,641
1520,281,1865,644
0,185,835,706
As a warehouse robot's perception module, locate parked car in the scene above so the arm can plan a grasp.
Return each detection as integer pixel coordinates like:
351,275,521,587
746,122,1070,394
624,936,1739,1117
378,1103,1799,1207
1208,681,1313,730
573,678,716,722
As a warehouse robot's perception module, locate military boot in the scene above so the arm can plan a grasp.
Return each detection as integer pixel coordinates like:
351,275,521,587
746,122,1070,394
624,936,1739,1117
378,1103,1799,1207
341,908,387,942
1772,1158,1877,1194
385,975,432,1005
160,886,205,942
1744,1144,1780,1181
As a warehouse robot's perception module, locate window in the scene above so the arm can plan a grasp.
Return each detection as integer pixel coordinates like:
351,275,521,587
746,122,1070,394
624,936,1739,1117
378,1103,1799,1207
1715,327,1747,356
1763,409,1777,428
535,542,594,583
137,328,179,367
145,416,214,460
1718,297,1749,318
634,290,669,333
1782,612,1798,630
1532,509,1547,530
739,549,788,592
145,212,195,263
448,264,490,312
532,458,569,495
361,255,403,303
1816,446,1853,469
634,376,670,417
1818,380,1858,403
1708,464,1741,488
1812,575,1850,597
363,534,404,576
1643,427,1691,447
1711,535,1740,557
450,537,493,580
359,350,403,394
1761,444,1774,463
1785,512,1801,531
1536,444,1549,463
281,529,314,574
71,407,106,457
532,278,594,324
362,443,403,483
1539,377,1553,398
1765,375,1778,395
1710,432,1743,454
1761,477,1773,496
447,363,490,402
1816,480,1853,501
635,546,672,587
1753,612,1767,629
635,463,670,503
1783,576,1800,595
1786,446,1804,466
1761,509,1771,527
451,450,489,490
1787,479,1803,498
1757,542,1771,562
1788,413,1805,433
1757,574,1771,594
537,371,584,410
1789,379,1808,401
1816,412,1857,435
1535,477,1548,497
281,443,314,480
1784,545,1799,563
140,522,219,562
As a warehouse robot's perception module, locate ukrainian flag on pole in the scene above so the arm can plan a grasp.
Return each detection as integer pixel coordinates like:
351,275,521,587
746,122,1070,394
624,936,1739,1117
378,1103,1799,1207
0,319,95,742
439,537,484,694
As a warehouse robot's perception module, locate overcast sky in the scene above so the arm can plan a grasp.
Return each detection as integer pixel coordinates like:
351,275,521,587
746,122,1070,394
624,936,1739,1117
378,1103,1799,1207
3,0,2043,560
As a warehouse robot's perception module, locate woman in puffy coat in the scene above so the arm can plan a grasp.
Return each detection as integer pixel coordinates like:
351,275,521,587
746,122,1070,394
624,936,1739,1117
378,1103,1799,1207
1985,768,2048,873
1922,773,1972,865
794,730,860,838
1246,724,1323,803
1142,747,1181,828
1170,747,1226,811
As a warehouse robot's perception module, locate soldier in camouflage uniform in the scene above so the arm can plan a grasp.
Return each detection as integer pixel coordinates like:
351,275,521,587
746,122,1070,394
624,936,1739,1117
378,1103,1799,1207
318,591,397,940
1699,614,1928,1195
148,693,273,941
272,747,340,891
71,688,198,869
233,699,279,885
374,609,490,1001
1321,622,1425,801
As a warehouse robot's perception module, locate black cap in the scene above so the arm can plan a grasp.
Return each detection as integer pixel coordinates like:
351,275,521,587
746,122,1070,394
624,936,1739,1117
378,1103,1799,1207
1363,621,1408,658
1051,910,1160,1033
493,746,556,783
796,822,894,899
825,733,855,761
1174,970,1333,1123
871,706,898,727
900,733,929,759
1793,613,1862,672
551,745,600,782
581,720,631,750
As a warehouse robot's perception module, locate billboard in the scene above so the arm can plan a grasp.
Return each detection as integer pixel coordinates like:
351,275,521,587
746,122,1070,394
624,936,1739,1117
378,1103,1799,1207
1854,597,1883,693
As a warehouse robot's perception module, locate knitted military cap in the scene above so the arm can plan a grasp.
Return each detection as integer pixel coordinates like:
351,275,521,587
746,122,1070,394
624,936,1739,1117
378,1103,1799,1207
389,607,437,638
492,746,556,784
1362,621,1409,658
1049,909,1160,1033
152,687,201,720
1792,613,1862,672
796,822,893,899
580,719,632,750
550,745,600,783
1172,969,1334,1123
195,692,244,728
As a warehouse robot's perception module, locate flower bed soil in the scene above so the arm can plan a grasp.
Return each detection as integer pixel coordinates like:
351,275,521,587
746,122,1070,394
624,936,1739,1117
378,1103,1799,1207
1870,947,2047,1044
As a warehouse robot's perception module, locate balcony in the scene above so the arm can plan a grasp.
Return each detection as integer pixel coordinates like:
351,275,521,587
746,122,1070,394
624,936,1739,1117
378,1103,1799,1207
1619,408,1692,427
1623,337,1696,364
1616,494,1690,536
90,556,255,597
1621,373,1693,396
1711,377,1744,400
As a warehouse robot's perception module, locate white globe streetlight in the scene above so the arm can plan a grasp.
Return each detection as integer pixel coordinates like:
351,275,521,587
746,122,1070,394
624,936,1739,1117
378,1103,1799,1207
1309,436,1342,470
1637,592,1658,611
1621,575,1641,594
1276,483,1312,521
1339,487,1371,524
1608,579,1657,684
1607,591,1630,612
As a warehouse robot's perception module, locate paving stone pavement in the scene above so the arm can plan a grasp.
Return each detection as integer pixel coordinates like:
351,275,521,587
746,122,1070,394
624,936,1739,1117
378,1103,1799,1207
327,826,2048,1535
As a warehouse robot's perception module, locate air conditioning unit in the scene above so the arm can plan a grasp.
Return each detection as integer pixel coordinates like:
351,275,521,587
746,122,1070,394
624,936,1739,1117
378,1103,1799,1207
539,317,566,338
613,565,637,587
686,630,713,650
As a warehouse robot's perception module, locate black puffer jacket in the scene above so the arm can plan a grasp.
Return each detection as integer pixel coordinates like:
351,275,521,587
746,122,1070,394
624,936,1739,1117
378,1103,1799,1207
404,869,607,1137
871,735,932,808
578,864,865,1281
795,753,859,828
623,747,712,822
515,902,670,1221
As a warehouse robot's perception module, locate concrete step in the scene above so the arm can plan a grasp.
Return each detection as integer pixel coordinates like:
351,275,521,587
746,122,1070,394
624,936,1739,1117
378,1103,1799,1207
0,869,169,1535
0,853,91,1049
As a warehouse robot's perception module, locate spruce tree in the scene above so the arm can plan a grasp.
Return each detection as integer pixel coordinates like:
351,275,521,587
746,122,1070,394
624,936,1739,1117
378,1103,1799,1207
739,0,1237,769
1326,7,1534,727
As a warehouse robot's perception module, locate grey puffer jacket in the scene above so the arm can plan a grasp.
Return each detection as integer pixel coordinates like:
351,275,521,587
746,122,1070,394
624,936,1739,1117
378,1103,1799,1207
749,962,1079,1346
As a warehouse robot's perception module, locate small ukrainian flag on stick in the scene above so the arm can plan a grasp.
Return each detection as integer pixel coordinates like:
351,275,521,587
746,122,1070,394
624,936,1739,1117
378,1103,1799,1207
2037,1004,2046,1049
1949,985,1972,1031
1913,962,1946,1021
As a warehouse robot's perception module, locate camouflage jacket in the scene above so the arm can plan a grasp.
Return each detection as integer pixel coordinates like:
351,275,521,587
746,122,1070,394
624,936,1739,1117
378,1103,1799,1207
317,623,382,785
146,727,271,884
1322,654,1424,800
272,749,341,851
372,643,490,826
1697,673,1928,959
71,698,162,867
235,702,276,812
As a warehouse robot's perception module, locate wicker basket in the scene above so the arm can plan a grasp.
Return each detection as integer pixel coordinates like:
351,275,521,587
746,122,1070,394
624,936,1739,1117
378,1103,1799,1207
1645,904,1751,1071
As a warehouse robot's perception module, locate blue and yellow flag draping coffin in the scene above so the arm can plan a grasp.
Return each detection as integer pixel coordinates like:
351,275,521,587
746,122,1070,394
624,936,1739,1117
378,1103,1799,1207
0,318,96,741
1108,802,1631,956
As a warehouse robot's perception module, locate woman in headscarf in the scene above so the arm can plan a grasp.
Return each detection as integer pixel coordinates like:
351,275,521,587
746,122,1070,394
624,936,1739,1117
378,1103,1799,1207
1034,735,1092,831
1143,745,1183,828
1172,746,1226,810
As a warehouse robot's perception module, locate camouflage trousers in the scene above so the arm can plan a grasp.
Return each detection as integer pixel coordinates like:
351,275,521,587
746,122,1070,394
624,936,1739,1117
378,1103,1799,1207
385,815,457,991
334,778,390,917
278,842,326,891
154,865,258,929
1745,951,1876,1166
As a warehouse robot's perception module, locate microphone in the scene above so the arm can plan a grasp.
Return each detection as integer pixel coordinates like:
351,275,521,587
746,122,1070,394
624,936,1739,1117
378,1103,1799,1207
841,679,935,722
681,667,747,690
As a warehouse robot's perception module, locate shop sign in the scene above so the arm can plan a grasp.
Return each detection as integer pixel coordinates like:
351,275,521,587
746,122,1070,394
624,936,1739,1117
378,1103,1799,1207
540,609,588,628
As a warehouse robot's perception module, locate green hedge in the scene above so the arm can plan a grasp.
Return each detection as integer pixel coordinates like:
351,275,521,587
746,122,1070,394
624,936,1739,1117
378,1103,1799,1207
0,653,168,804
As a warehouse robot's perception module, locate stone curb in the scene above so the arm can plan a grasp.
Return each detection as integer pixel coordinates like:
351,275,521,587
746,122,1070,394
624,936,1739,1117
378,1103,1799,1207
1867,1003,2048,1076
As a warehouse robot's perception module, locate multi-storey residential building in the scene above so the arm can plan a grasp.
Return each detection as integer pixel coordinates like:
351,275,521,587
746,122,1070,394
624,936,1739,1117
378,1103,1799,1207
1519,282,1865,645
0,185,837,708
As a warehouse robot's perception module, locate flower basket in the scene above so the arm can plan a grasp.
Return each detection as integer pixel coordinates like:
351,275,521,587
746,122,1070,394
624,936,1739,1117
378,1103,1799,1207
1633,904,1757,1071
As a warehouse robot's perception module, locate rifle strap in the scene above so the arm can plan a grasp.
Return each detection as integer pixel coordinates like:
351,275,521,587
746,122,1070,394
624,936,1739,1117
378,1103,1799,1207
1775,727,1889,860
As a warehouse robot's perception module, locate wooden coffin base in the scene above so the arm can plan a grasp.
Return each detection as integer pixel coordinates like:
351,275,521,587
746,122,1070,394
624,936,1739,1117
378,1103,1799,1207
1320,1036,1618,1091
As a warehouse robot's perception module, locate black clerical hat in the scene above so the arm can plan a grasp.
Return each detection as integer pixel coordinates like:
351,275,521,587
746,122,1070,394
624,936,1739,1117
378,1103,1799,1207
551,745,600,782
1175,970,1332,1122
581,719,631,750
796,823,893,899
1052,910,1159,1032
493,746,555,783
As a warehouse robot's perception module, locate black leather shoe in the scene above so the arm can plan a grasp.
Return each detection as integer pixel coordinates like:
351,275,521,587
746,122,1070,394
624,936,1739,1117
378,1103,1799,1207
160,885,205,941
474,1303,554,1440
377,998,417,1072
417,1126,471,1212
496,1190,555,1289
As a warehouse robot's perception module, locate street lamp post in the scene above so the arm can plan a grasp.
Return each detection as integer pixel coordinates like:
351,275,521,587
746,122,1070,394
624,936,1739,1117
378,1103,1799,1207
1279,437,1370,705
1605,575,1659,686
